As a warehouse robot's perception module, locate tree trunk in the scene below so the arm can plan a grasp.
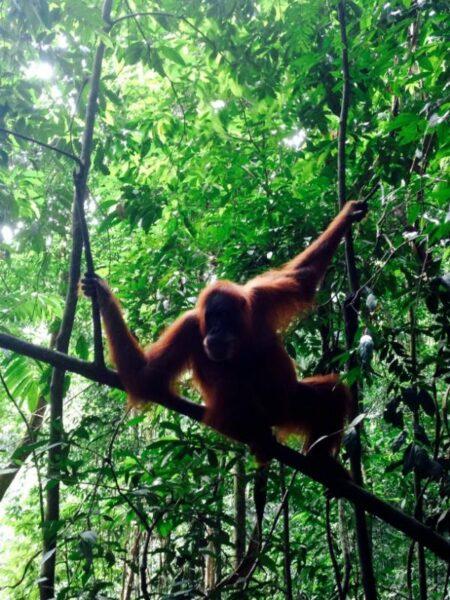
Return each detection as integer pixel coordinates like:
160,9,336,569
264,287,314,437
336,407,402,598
38,202,83,600
204,525,217,590
122,530,142,600
338,499,352,598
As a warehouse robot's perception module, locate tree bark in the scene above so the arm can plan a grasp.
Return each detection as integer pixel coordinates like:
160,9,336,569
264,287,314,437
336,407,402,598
204,525,217,591
205,467,224,592
122,530,142,600
337,2,377,598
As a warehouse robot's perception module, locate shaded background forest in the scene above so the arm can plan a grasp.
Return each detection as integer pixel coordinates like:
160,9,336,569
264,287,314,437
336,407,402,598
0,0,449,598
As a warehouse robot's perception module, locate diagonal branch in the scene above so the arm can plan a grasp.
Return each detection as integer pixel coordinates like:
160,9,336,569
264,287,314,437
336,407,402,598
0,395,46,502
72,0,113,368
0,331,449,563
0,127,82,165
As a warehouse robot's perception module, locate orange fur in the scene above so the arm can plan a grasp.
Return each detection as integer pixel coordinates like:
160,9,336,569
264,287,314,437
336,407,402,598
98,203,357,460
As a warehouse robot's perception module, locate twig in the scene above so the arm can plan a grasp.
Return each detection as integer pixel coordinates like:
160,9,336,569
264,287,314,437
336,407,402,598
111,11,221,55
360,180,380,204
85,408,130,529
0,394,47,502
0,127,82,165
100,413,179,600
123,0,187,142
0,550,41,591
105,413,151,530
0,370,45,522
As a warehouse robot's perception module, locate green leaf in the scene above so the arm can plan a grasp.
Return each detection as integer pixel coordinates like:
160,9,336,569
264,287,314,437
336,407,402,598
151,51,166,77
156,518,174,537
229,77,243,98
126,415,146,427
159,46,186,67
75,334,89,360
67,2,102,28
124,42,146,65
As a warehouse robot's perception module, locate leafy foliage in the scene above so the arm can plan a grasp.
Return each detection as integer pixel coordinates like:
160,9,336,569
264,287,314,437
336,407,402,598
0,0,449,598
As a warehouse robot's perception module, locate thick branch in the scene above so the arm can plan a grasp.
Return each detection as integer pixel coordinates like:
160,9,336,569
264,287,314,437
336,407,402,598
0,332,449,563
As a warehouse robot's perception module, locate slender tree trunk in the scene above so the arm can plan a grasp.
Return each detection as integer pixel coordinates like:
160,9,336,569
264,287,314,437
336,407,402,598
38,2,113,597
280,464,293,600
233,452,247,568
122,530,142,600
157,534,169,594
205,525,217,590
38,202,83,600
410,308,428,599
338,499,352,598
336,2,377,598
326,497,345,599
204,467,223,593
215,503,223,589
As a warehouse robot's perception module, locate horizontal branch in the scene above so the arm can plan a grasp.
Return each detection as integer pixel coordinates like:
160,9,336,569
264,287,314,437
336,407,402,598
0,331,449,562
